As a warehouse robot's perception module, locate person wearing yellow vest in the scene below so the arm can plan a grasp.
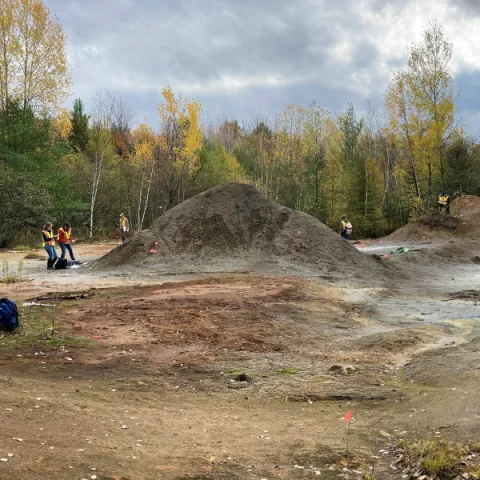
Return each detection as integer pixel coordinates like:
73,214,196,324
42,222,59,269
58,223,76,261
438,193,450,214
119,213,129,243
444,193,450,214
340,215,353,240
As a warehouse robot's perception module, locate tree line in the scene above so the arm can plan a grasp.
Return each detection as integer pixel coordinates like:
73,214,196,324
0,1,479,247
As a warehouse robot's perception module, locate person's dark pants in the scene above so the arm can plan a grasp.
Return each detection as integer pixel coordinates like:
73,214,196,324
60,243,76,260
439,204,450,215
340,231,351,240
121,230,127,243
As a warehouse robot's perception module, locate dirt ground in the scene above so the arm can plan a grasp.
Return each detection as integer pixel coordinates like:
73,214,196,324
1,237,480,479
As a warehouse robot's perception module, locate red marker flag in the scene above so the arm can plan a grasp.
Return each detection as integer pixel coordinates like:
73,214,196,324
344,411,352,423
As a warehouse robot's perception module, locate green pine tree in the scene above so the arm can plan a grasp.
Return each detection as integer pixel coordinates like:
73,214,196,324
69,98,89,152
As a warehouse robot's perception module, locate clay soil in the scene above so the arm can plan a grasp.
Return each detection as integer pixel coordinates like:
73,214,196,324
0,241,478,480
1,189,480,479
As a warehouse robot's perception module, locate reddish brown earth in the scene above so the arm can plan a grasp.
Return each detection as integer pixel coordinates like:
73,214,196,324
1,193,480,479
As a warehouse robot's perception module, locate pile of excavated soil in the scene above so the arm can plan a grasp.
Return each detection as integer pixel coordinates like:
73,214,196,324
386,216,458,242
95,183,383,277
451,195,480,237
387,195,480,243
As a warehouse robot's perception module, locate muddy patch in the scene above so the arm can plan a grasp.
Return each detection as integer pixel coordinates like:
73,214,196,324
447,290,480,301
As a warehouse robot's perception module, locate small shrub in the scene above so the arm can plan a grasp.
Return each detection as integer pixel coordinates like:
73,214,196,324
276,367,301,375
17,260,24,279
0,260,26,284
398,438,472,478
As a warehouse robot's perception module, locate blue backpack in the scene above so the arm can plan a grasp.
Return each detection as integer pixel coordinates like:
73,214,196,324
0,298,19,332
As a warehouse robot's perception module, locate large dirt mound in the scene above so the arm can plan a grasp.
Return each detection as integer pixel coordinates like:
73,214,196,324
387,195,480,243
95,183,382,277
451,195,480,235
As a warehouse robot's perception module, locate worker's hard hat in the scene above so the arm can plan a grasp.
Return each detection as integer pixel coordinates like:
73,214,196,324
120,213,124,216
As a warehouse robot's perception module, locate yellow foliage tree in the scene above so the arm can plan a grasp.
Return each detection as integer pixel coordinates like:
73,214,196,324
386,22,456,212
132,122,158,231
158,86,203,202
0,0,71,113
51,107,72,141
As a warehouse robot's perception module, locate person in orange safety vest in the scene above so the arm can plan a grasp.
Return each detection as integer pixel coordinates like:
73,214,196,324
58,223,76,261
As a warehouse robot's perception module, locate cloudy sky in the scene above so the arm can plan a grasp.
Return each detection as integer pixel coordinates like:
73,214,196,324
44,0,480,134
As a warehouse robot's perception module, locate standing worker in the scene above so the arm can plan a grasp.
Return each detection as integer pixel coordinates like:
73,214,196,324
340,215,353,240
119,213,129,243
438,193,450,214
444,193,450,214
42,222,58,269
438,193,445,213
58,223,76,261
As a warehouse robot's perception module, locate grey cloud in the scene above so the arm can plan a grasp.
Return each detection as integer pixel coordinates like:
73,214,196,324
352,41,379,68
44,0,480,133
448,0,480,14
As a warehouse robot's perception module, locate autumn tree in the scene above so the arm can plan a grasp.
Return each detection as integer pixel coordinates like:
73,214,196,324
196,140,245,190
274,105,307,209
386,22,456,214
0,0,71,113
131,122,158,231
158,86,203,204
0,0,16,110
235,119,275,196
408,22,455,183
216,119,242,153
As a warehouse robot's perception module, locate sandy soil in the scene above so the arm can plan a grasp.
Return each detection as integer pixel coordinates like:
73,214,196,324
1,241,480,479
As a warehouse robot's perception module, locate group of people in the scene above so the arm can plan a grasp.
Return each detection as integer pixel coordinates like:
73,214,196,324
41,214,130,270
42,222,76,269
339,192,452,241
